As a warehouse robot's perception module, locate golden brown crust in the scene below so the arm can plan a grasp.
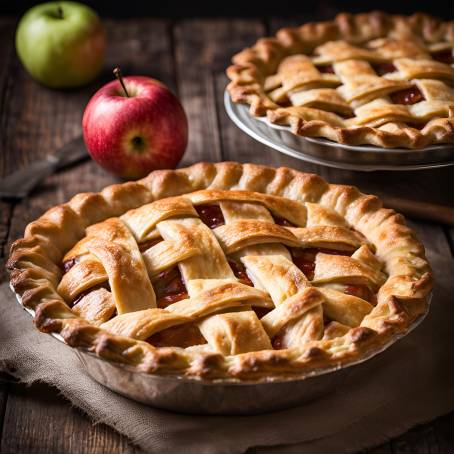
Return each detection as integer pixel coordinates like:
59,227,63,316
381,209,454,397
7,162,432,380
226,12,454,149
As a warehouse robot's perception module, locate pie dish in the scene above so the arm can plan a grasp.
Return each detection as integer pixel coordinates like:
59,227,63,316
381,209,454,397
7,162,432,381
227,12,454,149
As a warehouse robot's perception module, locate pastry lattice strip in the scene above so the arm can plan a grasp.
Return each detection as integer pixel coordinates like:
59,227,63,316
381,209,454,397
58,189,387,356
264,36,454,131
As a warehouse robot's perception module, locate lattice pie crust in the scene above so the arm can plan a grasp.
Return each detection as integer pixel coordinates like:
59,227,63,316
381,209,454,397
8,163,432,380
227,12,454,148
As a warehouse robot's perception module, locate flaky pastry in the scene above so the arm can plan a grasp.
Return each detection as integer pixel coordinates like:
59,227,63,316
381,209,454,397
227,12,454,148
8,162,432,380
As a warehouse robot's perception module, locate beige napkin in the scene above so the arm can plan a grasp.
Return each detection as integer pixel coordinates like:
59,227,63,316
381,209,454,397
1,252,453,453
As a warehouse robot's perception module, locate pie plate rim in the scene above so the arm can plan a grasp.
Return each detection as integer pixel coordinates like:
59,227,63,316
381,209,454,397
224,89,454,172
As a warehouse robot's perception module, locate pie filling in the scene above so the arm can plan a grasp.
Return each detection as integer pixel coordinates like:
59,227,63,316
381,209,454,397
229,259,253,286
390,86,425,105
147,323,206,348
272,332,285,350
62,257,79,273
431,50,454,64
138,237,163,252
373,62,397,76
153,266,188,308
317,64,335,74
195,204,225,228
272,214,296,227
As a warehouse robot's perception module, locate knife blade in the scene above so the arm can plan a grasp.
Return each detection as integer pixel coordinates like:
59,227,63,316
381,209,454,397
0,136,88,199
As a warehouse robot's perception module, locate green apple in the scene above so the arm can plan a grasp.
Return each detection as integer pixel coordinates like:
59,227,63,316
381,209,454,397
15,1,106,88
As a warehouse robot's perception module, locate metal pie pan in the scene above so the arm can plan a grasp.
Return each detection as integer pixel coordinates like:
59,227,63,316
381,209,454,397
224,90,454,172
12,286,430,415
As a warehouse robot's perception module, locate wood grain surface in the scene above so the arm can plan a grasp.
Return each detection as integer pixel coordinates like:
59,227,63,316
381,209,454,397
0,15,453,453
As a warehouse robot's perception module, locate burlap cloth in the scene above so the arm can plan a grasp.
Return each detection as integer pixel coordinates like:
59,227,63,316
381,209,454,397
1,251,453,453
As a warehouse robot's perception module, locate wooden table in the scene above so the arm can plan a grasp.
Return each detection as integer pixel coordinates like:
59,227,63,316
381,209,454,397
1,15,453,453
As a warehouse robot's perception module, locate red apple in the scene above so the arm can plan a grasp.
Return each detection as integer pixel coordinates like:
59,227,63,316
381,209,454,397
82,68,188,179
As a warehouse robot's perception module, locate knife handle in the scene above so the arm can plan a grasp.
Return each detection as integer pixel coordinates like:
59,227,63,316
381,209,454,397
382,196,454,226
0,137,87,199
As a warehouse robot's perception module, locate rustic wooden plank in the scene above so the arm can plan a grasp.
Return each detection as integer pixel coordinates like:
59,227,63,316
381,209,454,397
210,18,264,160
0,19,17,178
434,411,454,452
1,382,137,454
0,18,17,450
368,410,454,453
368,444,393,453
0,19,18,282
391,423,439,453
0,382,8,452
446,228,454,257
1,18,174,454
103,18,177,93
178,16,324,171
0,203,12,264
173,19,228,164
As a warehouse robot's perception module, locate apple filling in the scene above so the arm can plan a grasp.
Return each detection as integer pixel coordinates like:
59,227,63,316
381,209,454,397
272,331,287,350
138,237,163,252
63,257,79,273
272,214,296,227
152,266,188,308
317,64,335,74
431,50,454,64
390,86,425,105
147,261,204,348
147,323,206,348
195,204,225,228
229,259,253,286
373,62,397,75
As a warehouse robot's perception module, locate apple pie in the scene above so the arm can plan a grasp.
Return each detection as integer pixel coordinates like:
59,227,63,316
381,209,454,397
8,162,432,380
227,12,454,148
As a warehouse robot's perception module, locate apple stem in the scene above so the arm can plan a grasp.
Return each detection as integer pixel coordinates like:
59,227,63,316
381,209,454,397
57,5,63,19
113,67,130,98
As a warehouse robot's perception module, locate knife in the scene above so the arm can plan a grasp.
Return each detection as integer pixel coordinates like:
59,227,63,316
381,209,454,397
0,136,88,199
381,196,454,227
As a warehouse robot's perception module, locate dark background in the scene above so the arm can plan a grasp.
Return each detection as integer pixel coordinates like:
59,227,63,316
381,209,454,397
2,0,454,18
